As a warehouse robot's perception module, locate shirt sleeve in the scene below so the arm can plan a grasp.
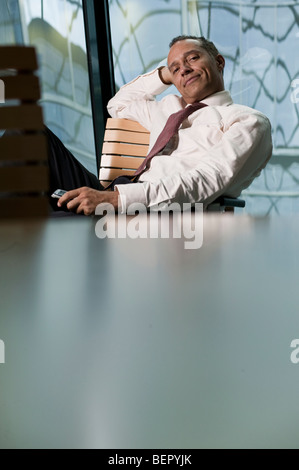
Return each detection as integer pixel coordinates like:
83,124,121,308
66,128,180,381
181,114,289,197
115,110,272,212
107,69,170,131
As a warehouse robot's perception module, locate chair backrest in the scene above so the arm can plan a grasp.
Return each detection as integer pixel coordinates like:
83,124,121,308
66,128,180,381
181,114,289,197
99,117,245,212
0,46,49,218
99,117,150,188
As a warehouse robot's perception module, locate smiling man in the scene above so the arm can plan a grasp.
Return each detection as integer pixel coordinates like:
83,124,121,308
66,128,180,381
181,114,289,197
166,37,225,103
51,35,272,215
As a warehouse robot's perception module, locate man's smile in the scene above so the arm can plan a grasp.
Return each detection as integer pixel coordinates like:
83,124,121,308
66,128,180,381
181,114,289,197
184,74,201,87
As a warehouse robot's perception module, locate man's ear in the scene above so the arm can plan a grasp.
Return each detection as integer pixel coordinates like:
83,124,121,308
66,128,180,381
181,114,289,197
216,54,225,72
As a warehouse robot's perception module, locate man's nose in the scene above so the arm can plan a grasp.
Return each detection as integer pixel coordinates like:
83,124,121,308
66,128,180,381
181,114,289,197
181,64,192,75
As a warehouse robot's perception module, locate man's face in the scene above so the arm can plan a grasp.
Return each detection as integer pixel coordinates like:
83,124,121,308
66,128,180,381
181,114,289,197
167,39,225,104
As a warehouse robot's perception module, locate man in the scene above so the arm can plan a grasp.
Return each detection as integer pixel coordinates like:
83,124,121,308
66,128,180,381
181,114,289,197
51,35,272,215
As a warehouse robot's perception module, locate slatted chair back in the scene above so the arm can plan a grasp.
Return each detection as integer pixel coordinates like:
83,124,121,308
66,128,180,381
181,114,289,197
0,46,49,218
99,117,150,188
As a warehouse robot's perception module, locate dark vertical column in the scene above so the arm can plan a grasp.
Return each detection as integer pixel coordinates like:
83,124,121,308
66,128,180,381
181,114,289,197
82,0,115,172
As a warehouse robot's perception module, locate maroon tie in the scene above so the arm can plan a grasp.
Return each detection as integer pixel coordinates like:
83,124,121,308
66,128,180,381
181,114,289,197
106,101,207,189
134,102,207,177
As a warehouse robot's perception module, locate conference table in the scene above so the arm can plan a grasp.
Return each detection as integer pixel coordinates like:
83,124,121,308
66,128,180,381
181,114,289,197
1,211,299,449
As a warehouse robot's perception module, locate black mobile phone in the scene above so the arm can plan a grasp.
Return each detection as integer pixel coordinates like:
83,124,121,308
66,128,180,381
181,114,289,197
51,189,67,199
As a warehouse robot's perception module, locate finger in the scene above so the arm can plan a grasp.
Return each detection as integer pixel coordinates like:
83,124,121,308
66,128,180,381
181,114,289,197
76,201,91,216
58,189,80,207
66,196,81,212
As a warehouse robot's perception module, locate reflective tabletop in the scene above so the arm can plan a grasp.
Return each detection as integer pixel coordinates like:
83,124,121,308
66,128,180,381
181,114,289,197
0,213,299,449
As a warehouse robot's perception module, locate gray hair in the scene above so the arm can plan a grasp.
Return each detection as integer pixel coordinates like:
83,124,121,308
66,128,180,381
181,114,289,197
169,35,220,58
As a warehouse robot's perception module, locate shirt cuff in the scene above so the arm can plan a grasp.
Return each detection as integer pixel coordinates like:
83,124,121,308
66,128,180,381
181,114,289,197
143,68,171,96
115,183,148,213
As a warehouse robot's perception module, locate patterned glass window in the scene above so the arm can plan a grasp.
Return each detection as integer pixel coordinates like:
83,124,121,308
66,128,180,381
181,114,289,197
108,0,299,214
0,0,96,174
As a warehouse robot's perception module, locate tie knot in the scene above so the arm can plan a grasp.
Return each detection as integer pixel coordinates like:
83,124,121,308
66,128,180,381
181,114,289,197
171,101,207,130
185,101,207,113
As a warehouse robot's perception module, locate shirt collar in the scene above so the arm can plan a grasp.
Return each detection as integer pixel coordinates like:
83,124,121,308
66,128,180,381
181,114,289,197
201,90,233,107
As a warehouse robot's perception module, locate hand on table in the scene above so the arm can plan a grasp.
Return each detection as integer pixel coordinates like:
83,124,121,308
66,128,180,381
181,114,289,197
57,187,119,216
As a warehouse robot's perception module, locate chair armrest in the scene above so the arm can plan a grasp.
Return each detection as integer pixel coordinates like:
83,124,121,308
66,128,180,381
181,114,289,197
214,196,246,208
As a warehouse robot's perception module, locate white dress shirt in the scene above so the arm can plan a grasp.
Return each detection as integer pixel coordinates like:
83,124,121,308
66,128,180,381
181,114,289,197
107,68,272,212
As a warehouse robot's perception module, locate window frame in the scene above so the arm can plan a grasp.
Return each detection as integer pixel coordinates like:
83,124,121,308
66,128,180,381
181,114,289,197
82,0,115,173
